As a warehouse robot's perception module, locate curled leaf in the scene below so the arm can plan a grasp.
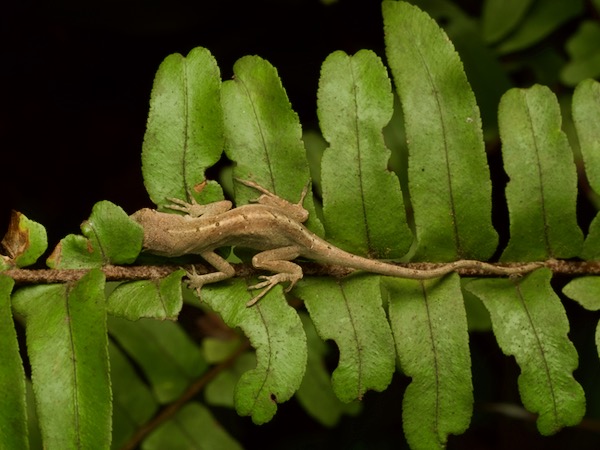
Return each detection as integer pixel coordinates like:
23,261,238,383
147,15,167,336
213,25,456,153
1,211,47,268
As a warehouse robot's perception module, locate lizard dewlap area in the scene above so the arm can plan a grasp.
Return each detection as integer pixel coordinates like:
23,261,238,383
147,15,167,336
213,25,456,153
130,179,541,306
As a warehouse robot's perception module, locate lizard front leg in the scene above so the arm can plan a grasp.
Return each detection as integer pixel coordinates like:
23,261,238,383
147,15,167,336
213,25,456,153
165,198,233,218
186,251,236,298
246,246,303,306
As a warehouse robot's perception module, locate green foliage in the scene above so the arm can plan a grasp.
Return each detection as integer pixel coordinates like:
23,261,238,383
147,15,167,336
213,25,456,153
0,276,27,449
142,47,225,207
299,275,395,402
573,79,600,259
107,270,185,320
12,270,111,449
108,316,207,404
202,281,306,424
492,0,583,54
384,1,498,261
562,21,600,85
47,201,143,269
109,343,158,448
386,274,472,449
2,1,600,448
482,0,534,44
222,55,323,234
318,49,411,258
499,85,583,261
466,269,585,435
295,313,362,426
142,403,242,450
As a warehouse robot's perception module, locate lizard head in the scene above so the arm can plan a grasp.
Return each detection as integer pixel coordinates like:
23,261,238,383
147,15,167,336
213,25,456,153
130,208,188,256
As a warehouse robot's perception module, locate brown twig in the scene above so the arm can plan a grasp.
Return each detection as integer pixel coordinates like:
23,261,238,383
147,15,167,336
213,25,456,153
4,259,600,285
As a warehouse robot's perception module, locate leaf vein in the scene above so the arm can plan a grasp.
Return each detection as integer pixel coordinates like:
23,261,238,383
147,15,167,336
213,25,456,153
421,281,441,436
349,61,374,254
250,302,273,410
237,76,277,191
65,287,82,448
524,95,552,256
154,280,168,316
514,280,559,428
340,281,363,398
416,48,461,256
86,222,107,264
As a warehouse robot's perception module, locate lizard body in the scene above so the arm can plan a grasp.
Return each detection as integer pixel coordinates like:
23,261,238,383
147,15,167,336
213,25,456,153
131,180,540,305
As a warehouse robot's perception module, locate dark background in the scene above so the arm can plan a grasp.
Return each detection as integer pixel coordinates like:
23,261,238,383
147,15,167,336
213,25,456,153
3,1,600,448
1,0,387,246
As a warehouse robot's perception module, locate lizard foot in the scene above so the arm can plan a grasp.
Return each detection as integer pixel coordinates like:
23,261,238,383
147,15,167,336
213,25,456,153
246,273,301,306
184,266,205,300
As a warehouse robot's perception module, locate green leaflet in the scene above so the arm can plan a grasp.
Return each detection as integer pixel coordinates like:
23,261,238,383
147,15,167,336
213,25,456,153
499,85,583,261
143,403,242,450
317,49,411,258
202,336,244,364
462,286,492,332
11,270,111,449
202,280,306,424
107,270,185,320
573,79,600,259
495,0,583,54
563,275,600,371
395,1,511,139
47,201,143,269
466,269,585,435
142,47,225,207
205,352,256,409
221,55,323,235
0,211,47,269
383,1,498,261
385,274,472,450
109,343,158,449
573,79,600,188
0,276,28,449
24,381,41,449
108,317,207,404
563,277,600,311
562,23,600,85
482,0,534,44
298,275,395,403
295,313,361,427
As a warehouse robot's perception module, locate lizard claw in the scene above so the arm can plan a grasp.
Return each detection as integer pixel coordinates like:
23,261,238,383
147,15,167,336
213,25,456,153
246,273,301,306
184,266,205,300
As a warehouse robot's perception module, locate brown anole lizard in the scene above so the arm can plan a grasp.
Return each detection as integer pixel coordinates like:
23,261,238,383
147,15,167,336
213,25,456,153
130,179,541,306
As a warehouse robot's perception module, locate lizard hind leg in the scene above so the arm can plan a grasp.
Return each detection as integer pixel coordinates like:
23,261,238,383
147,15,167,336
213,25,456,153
185,251,236,300
246,246,303,306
